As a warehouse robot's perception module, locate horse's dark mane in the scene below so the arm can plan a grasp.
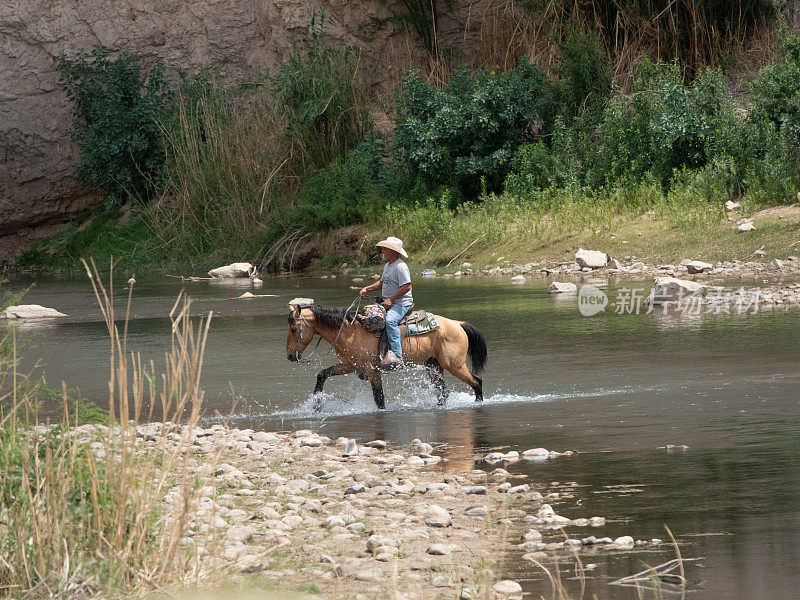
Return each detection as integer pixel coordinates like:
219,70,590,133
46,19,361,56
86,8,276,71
309,305,355,330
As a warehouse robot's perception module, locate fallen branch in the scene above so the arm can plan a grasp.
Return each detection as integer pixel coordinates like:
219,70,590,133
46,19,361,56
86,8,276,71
445,234,487,268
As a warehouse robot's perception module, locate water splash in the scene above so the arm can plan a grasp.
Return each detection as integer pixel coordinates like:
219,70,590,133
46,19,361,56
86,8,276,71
242,366,667,420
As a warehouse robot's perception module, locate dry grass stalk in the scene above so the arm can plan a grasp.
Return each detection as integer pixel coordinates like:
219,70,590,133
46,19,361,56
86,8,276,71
0,260,216,597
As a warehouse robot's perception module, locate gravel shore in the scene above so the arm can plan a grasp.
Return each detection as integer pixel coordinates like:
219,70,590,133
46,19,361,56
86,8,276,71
96,423,667,599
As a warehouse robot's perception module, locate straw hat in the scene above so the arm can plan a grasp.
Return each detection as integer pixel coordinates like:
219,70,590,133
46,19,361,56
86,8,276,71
376,236,408,258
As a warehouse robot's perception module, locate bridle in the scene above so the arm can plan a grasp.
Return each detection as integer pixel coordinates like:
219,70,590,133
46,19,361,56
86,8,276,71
289,309,322,363
288,295,367,363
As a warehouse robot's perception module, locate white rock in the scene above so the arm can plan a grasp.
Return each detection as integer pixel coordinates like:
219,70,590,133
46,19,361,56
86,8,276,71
300,437,323,447
427,543,450,555
288,297,314,309
649,276,704,304
510,275,526,284
548,281,577,294
324,516,346,528
536,504,555,518
767,259,784,271
738,221,755,232
226,525,254,544
523,529,542,541
366,534,400,551
492,580,523,595
725,200,740,212
208,262,253,279
613,535,635,548
575,248,609,269
606,258,623,270
425,505,452,527
343,439,358,456
1,305,67,319
252,277,263,286
522,447,549,458
685,260,713,274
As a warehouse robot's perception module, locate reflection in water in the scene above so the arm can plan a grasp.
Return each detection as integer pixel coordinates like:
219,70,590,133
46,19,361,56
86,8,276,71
5,273,800,600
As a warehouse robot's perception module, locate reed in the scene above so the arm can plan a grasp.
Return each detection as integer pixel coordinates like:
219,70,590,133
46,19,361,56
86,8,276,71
476,0,778,81
0,260,214,596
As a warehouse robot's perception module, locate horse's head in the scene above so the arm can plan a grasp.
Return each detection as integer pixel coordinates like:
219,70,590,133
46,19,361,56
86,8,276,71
286,307,315,362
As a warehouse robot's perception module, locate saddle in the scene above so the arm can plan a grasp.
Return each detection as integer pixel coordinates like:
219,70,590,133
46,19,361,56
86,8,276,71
399,310,440,336
375,309,440,367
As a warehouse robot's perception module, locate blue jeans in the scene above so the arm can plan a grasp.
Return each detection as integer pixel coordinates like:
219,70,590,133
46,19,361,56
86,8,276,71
385,303,411,360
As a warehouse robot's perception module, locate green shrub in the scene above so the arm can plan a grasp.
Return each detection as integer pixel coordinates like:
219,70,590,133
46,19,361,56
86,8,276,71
750,30,800,144
271,13,372,172
393,59,554,196
57,47,172,209
294,135,386,230
554,25,612,124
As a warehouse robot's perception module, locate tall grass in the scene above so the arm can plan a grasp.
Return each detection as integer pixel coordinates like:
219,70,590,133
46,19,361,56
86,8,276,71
148,19,373,264
0,260,213,596
150,84,290,258
477,0,777,80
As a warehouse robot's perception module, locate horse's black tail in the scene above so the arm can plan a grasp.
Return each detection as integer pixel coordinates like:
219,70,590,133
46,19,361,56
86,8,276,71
460,322,487,375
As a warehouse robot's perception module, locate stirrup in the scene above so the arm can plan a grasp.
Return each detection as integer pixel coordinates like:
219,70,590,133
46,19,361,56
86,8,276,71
379,350,403,372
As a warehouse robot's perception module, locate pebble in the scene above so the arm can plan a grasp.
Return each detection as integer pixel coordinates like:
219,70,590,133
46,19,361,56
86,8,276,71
343,439,358,456
427,543,450,555
324,516,346,528
465,504,488,517
425,505,452,527
492,580,523,595
226,525,254,544
366,535,400,552
467,486,487,495
344,485,365,495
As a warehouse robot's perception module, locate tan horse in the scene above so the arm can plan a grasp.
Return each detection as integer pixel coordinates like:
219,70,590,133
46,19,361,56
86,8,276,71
286,305,487,409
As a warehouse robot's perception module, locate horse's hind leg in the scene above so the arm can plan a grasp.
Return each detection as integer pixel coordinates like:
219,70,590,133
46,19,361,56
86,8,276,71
445,363,483,402
425,357,449,406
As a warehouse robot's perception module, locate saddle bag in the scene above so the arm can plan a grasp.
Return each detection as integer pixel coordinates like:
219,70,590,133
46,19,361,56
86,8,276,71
360,304,386,333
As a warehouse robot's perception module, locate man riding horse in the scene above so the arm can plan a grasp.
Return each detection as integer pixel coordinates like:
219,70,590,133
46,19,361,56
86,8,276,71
286,235,487,409
359,236,412,370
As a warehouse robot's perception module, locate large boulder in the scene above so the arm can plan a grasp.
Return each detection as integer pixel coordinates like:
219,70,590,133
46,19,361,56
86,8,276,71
649,277,704,304
208,262,254,279
575,248,609,269
1,304,67,319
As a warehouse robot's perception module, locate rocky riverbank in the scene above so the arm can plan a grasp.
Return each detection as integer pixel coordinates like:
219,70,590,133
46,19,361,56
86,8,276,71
80,423,664,599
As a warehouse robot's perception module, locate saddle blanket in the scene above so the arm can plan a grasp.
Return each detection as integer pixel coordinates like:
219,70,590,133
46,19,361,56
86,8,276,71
401,310,440,336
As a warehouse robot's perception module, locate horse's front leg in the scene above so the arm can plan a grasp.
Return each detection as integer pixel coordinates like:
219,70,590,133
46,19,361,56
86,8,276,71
364,369,386,410
314,363,355,394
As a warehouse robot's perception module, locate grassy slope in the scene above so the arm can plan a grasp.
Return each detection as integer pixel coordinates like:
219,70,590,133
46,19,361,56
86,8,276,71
376,204,800,272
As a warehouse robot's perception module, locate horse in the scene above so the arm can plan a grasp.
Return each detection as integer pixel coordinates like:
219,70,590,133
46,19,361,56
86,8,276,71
286,304,487,409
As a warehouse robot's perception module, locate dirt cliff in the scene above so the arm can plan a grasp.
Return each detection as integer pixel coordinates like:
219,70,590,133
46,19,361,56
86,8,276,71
0,0,487,262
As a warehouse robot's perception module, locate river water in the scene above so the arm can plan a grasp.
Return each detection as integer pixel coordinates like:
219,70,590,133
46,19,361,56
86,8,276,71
5,272,800,599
